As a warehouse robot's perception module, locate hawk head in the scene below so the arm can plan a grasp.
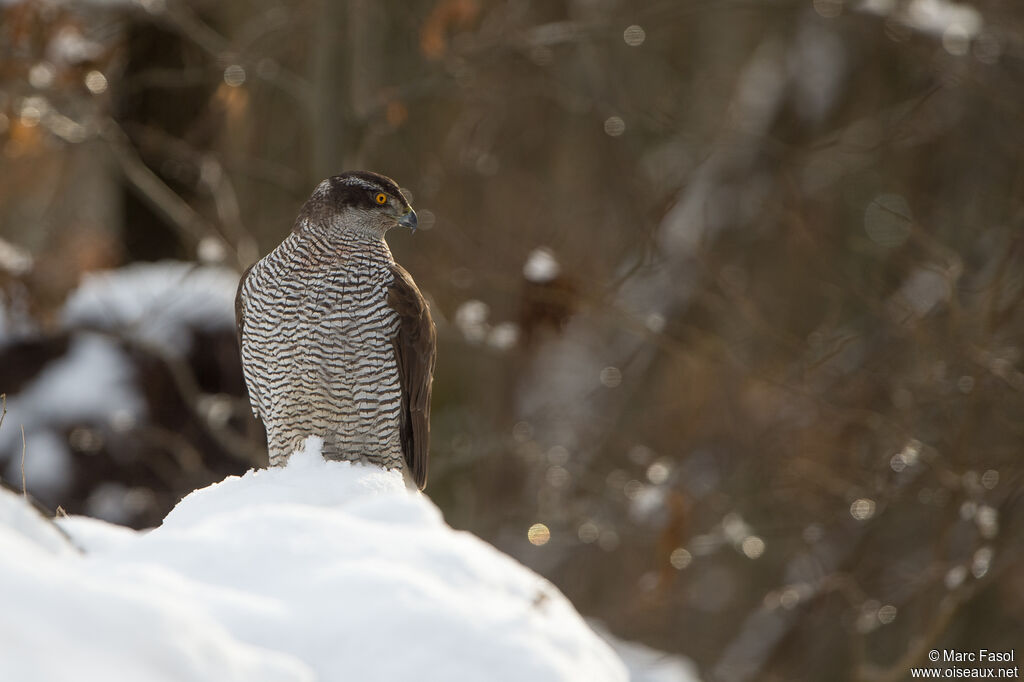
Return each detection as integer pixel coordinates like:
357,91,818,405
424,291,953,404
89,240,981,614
298,170,418,236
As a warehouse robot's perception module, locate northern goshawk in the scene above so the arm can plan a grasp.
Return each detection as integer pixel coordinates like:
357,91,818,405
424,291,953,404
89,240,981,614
235,171,436,489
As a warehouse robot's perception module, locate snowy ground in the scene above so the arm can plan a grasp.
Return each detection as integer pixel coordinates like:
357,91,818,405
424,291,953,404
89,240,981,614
0,437,651,682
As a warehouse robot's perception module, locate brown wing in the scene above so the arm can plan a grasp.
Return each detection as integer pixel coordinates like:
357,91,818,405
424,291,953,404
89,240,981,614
388,264,436,490
235,263,262,421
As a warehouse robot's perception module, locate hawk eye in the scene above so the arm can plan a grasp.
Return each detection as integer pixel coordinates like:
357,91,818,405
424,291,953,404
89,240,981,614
374,193,388,205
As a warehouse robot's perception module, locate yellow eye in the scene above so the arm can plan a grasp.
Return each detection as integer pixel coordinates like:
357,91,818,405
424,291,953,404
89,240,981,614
375,193,388,205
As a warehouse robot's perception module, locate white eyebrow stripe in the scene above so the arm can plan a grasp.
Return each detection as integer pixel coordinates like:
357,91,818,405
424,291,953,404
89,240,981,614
343,177,385,193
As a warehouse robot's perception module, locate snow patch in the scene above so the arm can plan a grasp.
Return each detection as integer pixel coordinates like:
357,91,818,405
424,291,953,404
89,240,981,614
524,246,561,283
1,333,143,499
858,0,983,39
0,236,32,276
0,485,75,557
14,430,73,500
62,261,239,357
593,623,703,682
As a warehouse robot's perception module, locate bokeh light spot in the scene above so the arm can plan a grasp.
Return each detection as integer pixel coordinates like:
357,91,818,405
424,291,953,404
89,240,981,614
802,524,824,544
415,209,436,231
669,547,692,569
942,25,970,56
29,62,56,89
527,523,550,546
741,535,765,559
85,70,109,95
547,445,569,465
604,116,625,137
600,366,622,388
623,479,643,499
454,299,489,343
981,469,999,489
623,25,646,47
850,498,875,521
972,546,993,578
646,460,670,485
511,421,533,442
975,505,998,539
645,312,665,332
779,587,802,609
523,247,560,282
19,106,42,128
198,237,227,264
545,465,569,488
487,322,519,351
224,64,247,87
945,565,967,589
577,522,599,544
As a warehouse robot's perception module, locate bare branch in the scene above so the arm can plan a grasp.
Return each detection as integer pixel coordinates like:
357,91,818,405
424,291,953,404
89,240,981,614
157,0,313,112
100,118,240,267
126,122,261,266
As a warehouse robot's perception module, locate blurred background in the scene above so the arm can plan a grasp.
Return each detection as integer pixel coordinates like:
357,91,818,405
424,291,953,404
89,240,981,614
2,0,1023,679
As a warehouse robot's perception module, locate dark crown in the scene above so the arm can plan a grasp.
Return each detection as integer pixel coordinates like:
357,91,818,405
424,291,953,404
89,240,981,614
326,171,409,211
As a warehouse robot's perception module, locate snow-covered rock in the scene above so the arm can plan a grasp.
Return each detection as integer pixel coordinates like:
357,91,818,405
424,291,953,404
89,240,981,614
0,438,627,682
0,332,144,502
2,260,240,515
62,261,239,357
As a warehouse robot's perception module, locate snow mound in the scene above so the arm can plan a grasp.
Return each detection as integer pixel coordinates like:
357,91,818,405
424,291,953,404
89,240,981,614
0,486,75,557
0,482,309,682
1,438,627,682
61,261,239,356
592,622,703,682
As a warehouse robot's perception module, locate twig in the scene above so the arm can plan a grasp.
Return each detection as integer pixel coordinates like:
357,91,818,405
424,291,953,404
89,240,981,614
100,119,209,245
0,395,25,499
94,329,265,468
158,0,313,110
125,125,260,266
100,118,239,267
20,425,27,500
853,576,983,682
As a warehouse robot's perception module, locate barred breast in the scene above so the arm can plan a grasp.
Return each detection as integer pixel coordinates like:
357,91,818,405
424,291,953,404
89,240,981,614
239,225,404,469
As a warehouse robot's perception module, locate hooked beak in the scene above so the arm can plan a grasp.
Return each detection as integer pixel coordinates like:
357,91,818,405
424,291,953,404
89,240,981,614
398,210,418,233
